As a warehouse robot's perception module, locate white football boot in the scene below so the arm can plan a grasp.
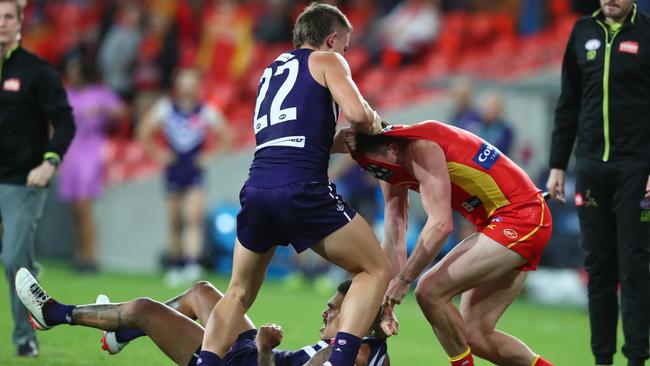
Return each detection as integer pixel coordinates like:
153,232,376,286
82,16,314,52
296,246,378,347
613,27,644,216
15,268,52,331
96,294,127,355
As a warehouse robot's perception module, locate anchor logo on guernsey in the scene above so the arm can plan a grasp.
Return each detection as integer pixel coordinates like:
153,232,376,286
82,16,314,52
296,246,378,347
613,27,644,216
472,143,501,170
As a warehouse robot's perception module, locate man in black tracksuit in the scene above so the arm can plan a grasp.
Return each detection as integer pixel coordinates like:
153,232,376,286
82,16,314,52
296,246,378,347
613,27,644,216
546,1,650,366
0,0,75,357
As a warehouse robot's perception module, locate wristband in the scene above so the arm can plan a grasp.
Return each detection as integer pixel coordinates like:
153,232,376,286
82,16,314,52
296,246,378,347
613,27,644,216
43,152,61,167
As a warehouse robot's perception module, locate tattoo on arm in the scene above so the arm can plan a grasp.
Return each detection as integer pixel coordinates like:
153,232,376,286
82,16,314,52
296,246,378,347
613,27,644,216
258,349,275,366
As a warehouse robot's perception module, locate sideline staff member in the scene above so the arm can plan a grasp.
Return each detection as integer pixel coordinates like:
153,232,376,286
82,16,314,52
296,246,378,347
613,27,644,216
0,0,75,357
547,1,649,366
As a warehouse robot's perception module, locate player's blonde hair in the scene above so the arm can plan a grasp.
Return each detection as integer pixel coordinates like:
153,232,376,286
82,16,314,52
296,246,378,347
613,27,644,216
293,2,352,49
0,0,26,21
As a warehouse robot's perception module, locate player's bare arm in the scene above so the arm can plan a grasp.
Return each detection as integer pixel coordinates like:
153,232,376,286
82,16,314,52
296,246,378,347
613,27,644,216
309,52,382,135
137,107,174,166
384,140,453,306
380,180,409,277
256,323,283,366
377,181,409,336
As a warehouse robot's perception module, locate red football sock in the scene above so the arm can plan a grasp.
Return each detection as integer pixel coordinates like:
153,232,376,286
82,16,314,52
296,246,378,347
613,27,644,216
449,347,474,366
532,355,555,366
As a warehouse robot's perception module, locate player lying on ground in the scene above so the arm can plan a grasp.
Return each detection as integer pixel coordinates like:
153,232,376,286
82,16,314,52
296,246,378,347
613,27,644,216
347,121,554,366
15,268,388,366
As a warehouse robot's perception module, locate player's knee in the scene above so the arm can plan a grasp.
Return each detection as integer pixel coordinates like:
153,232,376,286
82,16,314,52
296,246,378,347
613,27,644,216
414,281,445,309
226,287,254,310
360,250,392,281
187,209,203,225
191,281,221,299
125,297,157,317
414,284,435,309
191,280,213,292
374,258,393,285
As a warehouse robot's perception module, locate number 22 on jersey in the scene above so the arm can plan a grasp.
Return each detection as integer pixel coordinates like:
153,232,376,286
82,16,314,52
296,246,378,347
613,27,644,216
254,53,299,135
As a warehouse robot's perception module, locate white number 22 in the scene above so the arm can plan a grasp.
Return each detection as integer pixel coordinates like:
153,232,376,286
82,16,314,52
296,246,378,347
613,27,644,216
254,57,299,134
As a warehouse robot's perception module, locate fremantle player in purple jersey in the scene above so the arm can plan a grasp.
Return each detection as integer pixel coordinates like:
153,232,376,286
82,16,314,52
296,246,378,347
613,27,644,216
139,68,233,286
199,4,392,366
15,267,389,366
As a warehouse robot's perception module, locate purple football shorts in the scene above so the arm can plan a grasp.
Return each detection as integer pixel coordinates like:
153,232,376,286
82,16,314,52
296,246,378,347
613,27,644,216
236,181,357,253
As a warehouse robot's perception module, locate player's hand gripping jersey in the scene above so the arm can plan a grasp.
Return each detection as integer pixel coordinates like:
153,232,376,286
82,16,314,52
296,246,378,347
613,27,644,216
354,121,552,270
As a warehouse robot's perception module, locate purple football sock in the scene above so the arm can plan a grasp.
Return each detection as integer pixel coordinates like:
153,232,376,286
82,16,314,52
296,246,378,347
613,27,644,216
327,332,362,366
115,328,145,343
42,299,76,326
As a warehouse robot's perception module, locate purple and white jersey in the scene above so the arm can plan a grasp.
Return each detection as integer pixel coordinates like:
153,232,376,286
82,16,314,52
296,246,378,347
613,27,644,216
272,337,388,366
247,49,339,188
215,329,389,366
151,97,223,156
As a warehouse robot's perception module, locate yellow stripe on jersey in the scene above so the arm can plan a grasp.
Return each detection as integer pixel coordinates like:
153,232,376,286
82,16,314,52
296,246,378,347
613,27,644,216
508,194,546,249
447,162,510,217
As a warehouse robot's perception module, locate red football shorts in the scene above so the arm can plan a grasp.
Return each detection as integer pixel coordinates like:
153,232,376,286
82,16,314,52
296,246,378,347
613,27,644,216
477,193,552,271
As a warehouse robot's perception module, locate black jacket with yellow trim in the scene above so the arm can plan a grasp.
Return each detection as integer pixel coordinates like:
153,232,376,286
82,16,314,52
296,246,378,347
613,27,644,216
0,46,75,184
550,5,650,169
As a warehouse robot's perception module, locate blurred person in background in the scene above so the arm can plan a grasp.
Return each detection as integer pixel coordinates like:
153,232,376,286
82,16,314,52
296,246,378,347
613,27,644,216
97,2,142,101
371,0,441,66
546,1,650,365
0,0,75,357
475,91,513,156
253,0,293,45
57,55,126,273
138,67,233,288
449,77,482,131
195,0,255,82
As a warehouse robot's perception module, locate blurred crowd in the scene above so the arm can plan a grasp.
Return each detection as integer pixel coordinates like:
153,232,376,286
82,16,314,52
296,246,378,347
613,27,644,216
21,0,599,146
19,0,609,279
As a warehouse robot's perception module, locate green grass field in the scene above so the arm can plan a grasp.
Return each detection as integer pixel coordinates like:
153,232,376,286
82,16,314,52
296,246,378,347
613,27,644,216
0,262,627,365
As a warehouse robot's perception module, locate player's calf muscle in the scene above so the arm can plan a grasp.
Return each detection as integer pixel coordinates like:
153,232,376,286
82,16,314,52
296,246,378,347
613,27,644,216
72,304,132,330
72,297,155,331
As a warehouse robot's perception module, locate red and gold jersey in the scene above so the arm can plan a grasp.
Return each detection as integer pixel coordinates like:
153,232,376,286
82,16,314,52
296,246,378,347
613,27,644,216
354,121,541,226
